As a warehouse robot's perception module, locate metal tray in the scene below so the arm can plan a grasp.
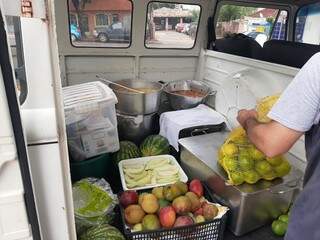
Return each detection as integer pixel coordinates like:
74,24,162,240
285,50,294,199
178,132,303,236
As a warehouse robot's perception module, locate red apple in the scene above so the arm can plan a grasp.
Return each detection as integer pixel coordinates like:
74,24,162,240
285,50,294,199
189,179,204,197
194,207,204,216
119,190,138,208
159,206,176,228
173,216,194,227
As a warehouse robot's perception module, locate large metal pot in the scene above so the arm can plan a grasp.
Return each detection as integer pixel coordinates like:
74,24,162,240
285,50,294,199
117,112,159,145
163,80,215,110
109,79,163,115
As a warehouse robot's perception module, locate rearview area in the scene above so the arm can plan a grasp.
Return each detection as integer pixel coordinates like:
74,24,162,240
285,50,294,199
145,2,201,49
67,0,132,48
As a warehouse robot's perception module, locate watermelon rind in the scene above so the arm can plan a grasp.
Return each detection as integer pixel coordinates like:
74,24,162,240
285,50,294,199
140,135,170,157
113,141,141,163
80,224,125,240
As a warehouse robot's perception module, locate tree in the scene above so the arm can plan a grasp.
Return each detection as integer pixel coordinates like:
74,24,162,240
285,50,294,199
191,9,200,22
218,5,255,22
150,3,176,10
70,0,91,35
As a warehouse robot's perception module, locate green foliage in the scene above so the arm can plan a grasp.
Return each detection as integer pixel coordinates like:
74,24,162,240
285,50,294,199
150,2,176,10
191,9,200,22
218,5,256,22
266,17,275,24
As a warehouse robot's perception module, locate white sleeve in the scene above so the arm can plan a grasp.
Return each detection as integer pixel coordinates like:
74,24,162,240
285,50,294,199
267,53,320,132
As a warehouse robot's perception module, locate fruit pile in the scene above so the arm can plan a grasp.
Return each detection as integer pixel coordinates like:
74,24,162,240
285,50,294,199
271,209,290,237
119,180,227,232
218,94,291,185
122,157,181,189
113,135,170,164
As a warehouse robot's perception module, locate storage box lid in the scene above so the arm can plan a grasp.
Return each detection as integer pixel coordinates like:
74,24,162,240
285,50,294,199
62,81,117,109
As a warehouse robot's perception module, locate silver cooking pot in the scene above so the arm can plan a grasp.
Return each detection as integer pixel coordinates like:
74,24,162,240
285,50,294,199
117,112,159,145
109,79,163,115
163,80,215,110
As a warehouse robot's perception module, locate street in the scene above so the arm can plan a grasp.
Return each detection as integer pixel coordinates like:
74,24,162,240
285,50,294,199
146,30,195,48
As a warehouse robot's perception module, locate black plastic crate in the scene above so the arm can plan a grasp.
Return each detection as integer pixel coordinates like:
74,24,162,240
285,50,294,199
119,183,228,240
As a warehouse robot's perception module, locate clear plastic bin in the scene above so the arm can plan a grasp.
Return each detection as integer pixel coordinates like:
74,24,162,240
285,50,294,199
63,81,120,161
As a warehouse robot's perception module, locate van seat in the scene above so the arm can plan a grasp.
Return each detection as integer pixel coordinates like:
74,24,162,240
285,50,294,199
262,40,320,68
214,33,262,59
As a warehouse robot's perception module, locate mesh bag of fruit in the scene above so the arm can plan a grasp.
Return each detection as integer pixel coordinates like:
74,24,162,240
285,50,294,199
218,94,291,185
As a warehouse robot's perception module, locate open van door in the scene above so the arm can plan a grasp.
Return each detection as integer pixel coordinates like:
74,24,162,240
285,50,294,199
0,9,41,240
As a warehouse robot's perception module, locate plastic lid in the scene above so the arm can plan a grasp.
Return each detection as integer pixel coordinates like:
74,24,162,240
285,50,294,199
63,81,117,109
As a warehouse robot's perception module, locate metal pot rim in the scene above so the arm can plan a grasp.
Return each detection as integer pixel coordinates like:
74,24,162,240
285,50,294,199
111,79,163,95
163,80,212,98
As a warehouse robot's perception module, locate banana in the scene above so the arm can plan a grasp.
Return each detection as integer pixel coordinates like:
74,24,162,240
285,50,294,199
123,163,145,170
125,171,152,188
125,169,149,181
123,166,145,175
155,165,179,175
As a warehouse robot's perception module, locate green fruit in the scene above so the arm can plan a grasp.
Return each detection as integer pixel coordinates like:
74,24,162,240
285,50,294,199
274,160,291,177
238,155,254,171
158,199,170,209
248,146,265,160
140,135,170,157
229,172,244,185
80,224,125,240
243,170,260,184
272,220,288,236
266,156,284,166
142,214,160,230
174,181,188,195
113,141,141,164
278,214,289,224
223,156,238,171
255,160,273,176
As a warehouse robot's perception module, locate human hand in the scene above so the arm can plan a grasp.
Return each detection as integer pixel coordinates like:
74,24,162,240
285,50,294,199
237,109,258,127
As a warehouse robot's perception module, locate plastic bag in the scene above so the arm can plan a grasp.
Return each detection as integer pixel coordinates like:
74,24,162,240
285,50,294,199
72,178,118,234
218,94,291,185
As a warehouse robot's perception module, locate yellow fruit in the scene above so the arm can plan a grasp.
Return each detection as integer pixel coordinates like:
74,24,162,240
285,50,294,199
255,160,273,175
152,187,164,199
274,160,291,177
221,143,239,156
256,94,280,123
141,194,159,214
138,192,148,205
243,170,260,184
225,127,247,144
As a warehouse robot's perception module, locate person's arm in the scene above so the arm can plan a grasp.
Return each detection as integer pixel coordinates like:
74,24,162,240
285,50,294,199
237,110,303,157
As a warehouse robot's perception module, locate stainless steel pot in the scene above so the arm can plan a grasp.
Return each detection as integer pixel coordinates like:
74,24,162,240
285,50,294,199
163,80,215,110
117,112,159,145
109,79,163,115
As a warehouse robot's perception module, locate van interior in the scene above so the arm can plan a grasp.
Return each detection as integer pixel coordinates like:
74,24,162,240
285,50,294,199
1,0,320,239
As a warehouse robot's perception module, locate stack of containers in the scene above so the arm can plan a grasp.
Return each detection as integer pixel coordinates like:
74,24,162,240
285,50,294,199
62,81,120,180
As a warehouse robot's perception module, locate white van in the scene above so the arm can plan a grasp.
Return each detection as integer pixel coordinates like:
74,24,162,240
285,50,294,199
0,0,319,239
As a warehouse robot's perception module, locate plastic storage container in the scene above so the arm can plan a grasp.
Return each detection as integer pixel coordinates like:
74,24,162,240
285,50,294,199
63,81,119,161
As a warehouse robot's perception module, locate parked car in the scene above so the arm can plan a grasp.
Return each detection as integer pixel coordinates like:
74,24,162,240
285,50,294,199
93,22,130,43
175,23,185,32
244,31,268,46
182,23,190,34
70,24,81,41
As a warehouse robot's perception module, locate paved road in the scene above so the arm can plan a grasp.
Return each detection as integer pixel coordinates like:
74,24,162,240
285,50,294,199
72,41,129,48
147,30,195,48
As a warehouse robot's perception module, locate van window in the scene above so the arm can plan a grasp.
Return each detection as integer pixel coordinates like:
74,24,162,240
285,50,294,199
67,0,133,48
145,2,201,49
215,4,287,46
295,2,320,45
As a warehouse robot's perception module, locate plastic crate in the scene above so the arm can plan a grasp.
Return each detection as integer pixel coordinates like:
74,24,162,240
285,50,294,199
119,184,228,240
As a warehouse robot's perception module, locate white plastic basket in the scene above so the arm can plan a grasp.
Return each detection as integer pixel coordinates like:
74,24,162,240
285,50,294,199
118,155,188,191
